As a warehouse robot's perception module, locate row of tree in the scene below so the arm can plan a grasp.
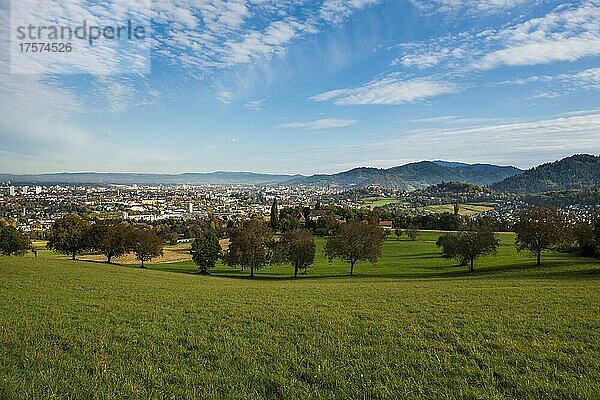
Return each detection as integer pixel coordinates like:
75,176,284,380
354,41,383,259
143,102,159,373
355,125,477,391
191,219,388,278
435,205,598,271
4,205,597,278
45,215,164,267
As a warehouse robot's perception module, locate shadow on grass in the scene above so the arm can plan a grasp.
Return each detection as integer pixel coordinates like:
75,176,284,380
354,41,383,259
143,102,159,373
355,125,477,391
144,257,600,282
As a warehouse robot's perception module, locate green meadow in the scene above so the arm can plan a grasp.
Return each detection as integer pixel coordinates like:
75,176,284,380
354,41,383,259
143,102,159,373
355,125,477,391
1,232,599,399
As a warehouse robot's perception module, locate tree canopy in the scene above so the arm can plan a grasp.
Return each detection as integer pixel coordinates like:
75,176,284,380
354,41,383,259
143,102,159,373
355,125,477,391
88,221,134,263
190,228,221,274
225,219,273,278
514,205,570,266
0,224,31,256
436,228,499,272
132,228,163,268
46,214,90,260
325,220,387,276
277,229,315,278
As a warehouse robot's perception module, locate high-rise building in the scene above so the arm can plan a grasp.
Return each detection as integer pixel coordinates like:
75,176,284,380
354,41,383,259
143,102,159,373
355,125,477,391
9,186,15,196
187,203,194,214
35,186,42,195
21,186,29,195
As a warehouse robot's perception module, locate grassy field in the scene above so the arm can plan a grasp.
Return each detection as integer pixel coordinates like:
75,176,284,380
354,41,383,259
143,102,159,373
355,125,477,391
419,204,494,216
1,233,599,399
360,197,408,209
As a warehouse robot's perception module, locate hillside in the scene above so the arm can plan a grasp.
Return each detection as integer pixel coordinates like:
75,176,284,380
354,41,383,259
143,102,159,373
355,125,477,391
1,235,599,398
291,161,522,190
491,154,600,194
419,181,494,194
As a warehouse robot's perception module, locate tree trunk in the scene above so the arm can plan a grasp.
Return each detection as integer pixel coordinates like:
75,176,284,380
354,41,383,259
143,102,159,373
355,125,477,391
72,251,76,260
107,255,112,264
470,258,474,273
350,261,355,276
294,265,298,278
250,265,254,279
140,258,145,268
537,250,541,266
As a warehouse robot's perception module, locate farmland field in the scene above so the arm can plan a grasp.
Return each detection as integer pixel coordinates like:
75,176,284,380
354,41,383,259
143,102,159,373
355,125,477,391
1,233,599,399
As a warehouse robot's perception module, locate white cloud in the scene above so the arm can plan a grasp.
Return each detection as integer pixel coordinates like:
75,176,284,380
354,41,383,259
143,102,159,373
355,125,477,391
411,115,507,125
474,2,600,69
365,113,600,167
319,0,383,24
216,91,234,104
151,0,384,71
411,0,528,14
498,67,600,93
395,2,600,76
312,77,458,105
277,119,360,130
244,98,267,111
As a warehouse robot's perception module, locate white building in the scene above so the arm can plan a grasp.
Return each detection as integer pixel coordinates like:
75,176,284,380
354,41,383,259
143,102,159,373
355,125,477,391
21,186,29,195
35,186,42,195
9,186,15,196
187,203,194,213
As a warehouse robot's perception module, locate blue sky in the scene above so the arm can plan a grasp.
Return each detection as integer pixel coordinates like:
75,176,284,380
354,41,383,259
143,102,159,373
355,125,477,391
1,0,599,174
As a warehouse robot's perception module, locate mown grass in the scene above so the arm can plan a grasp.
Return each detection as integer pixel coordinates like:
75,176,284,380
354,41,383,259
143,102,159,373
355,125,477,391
151,232,597,279
1,233,599,399
419,204,494,216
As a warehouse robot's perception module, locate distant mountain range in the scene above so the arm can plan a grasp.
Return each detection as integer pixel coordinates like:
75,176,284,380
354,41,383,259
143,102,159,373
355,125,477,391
287,161,522,190
2,154,599,194
0,172,301,186
490,154,600,194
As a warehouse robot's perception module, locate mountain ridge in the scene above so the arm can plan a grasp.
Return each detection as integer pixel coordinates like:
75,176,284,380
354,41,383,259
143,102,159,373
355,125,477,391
490,154,600,194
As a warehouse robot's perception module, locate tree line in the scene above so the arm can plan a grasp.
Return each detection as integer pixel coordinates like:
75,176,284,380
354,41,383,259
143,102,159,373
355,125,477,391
45,215,163,267
2,204,598,277
192,218,387,278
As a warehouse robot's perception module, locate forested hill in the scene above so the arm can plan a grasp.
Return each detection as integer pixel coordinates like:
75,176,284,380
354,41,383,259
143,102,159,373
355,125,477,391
289,162,522,190
490,154,600,194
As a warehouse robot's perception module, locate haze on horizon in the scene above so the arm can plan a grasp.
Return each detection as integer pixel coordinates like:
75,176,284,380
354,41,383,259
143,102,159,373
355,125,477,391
1,1,599,175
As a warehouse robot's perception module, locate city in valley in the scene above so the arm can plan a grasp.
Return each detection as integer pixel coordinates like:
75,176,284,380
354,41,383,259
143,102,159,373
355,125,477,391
2,156,599,241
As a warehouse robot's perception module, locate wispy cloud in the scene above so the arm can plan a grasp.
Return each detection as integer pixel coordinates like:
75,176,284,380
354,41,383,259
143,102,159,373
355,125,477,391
312,77,458,105
473,2,600,69
395,2,600,75
411,0,528,14
277,119,360,130
411,115,507,125
499,67,600,90
216,91,235,104
365,113,600,167
244,99,267,111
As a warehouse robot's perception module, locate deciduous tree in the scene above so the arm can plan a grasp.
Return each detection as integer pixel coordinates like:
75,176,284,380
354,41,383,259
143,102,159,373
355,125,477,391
190,228,221,274
436,229,499,272
46,214,90,260
225,219,273,278
132,228,163,268
89,222,134,263
394,228,403,240
325,221,386,276
0,224,31,256
407,226,419,241
278,229,315,278
514,205,570,266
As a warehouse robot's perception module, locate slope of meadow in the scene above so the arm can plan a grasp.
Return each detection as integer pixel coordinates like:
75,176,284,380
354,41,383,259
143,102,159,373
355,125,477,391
1,234,599,399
